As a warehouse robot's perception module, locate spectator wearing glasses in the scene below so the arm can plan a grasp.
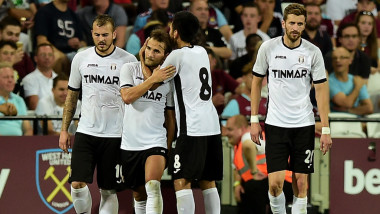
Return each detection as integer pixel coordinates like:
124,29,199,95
324,23,371,80
329,47,373,116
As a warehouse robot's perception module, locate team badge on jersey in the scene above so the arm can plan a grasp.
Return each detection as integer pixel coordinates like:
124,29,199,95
111,63,117,70
298,55,305,64
36,149,73,214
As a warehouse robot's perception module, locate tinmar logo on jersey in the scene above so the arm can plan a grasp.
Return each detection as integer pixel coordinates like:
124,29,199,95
36,149,73,214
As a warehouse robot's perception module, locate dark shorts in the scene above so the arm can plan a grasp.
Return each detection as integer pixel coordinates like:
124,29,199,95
168,134,223,181
120,147,168,190
265,124,315,174
69,132,122,190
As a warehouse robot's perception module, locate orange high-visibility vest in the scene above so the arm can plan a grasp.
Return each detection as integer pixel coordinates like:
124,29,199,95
233,141,268,182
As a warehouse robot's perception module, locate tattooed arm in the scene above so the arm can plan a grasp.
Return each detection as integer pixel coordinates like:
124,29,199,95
59,89,80,153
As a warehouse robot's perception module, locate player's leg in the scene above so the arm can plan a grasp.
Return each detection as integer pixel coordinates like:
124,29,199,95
199,180,220,214
145,154,166,214
268,171,287,214
69,133,97,214
290,125,315,214
265,125,292,214
97,137,122,214
291,173,308,214
133,185,147,214
174,178,194,214
199,134,223,214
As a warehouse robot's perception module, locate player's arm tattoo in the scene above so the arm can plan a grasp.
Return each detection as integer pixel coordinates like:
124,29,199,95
61,89,80,131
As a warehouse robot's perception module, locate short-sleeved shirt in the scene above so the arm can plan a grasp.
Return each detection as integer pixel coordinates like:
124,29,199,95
162,45,221,136
0,93,28,136
68,46,137,137
229,29,271,60
22,69,57,99
34,2,84,53
76,3,128,46
119,62,174,150
35,93,80,133
329,73,370,109
253,37,326,128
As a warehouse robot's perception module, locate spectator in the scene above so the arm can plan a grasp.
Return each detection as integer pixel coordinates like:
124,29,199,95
126,9,169,56
355,10,379,74
255,0,283,38
0,16,35,83
7,0,37,30
225,114,268,214
338,0,380,40
229,33,262,80
133,0,173,33
324,23,371,80
35,75,80,135
22,43,57,110
34,0,86,75
137,0,182,14
77,0,128,48
229,2,270,61
302,3,333,56
190,0,231,59
302,0,335,38
189,0,233,42
0,62,32,136
207,48,239,115
329,47,373,115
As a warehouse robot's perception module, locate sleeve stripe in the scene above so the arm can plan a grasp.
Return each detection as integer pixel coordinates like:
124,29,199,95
252,71,266,77
121,84,133,88
313,78,327,84
68,85,80,91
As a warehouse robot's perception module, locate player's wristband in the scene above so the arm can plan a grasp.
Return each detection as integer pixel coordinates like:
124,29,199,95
250,115,259,123
233,181,241,187
322,127,330,135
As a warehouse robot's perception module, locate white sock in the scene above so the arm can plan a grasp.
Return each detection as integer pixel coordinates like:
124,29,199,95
268,191,287,214
99,189,118,214
202,187,220,214
145,180,163,214
291,195,307,214
175,189,195,214
134,199,147,214
71,185,92,214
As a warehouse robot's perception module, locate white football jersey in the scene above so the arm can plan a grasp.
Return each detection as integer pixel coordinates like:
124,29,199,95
253,37,326,128
68,47,137,137
162,45,221,136
119,62,174,150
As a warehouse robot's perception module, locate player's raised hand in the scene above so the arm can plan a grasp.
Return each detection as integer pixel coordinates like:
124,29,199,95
250,123,262,146
59,131,71,154
139,37,150,61
320,134,332,155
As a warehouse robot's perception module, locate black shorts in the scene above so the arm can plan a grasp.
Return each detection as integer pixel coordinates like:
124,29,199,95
69,132,121,190
168,134,223,181
265,124,315,174
120,147,168,190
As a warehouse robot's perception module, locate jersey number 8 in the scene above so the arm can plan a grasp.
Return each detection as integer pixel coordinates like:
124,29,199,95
199,68,211,101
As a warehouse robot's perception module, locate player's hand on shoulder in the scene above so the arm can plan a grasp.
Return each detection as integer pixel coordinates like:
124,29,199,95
151,65,176,83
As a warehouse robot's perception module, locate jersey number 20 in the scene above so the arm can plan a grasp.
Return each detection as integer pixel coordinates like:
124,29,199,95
199,68,211,101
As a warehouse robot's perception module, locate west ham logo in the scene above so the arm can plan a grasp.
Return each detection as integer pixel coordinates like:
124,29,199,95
298,55,305,64
36,149,73,214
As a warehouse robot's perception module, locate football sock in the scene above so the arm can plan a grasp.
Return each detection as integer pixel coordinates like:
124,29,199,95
268,191,287,214
176,189,195,214
134,199,147,214
145,180,163,214
99,189,118,214
202,187,220,214
291,195,307,214
71,185,92,214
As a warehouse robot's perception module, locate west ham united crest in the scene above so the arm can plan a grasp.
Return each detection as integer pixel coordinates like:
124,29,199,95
36,149,73,214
